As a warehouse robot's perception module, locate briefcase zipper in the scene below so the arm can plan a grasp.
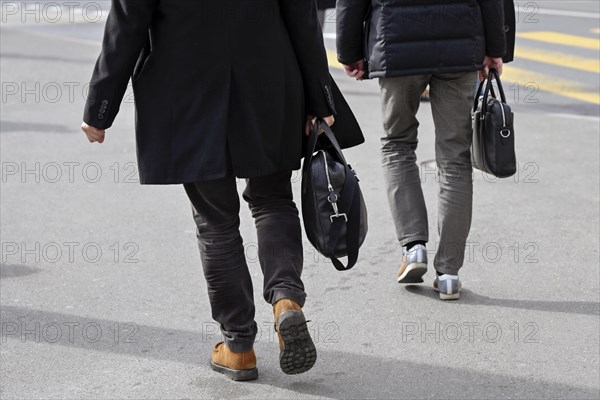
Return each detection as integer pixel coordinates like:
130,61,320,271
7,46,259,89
496,99,512,138
322,150,334,193
321,150,348,223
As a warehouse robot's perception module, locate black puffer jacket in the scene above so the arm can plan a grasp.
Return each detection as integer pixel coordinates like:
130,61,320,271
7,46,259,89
337,0,508,78
503,0,516,63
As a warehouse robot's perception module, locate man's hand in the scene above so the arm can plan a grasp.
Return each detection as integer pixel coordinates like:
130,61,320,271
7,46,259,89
305,115,335,136
479,56,503,81
81,123,106,144
342,60,366,80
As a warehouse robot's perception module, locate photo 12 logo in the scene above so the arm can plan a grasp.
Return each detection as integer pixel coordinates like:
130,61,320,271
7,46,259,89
1,321,139,344
0,2,107,24
1,162,139,184
1,241,140,264
401,321,540,344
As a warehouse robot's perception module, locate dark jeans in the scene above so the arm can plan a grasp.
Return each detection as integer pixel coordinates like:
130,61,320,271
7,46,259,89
183,171,305,352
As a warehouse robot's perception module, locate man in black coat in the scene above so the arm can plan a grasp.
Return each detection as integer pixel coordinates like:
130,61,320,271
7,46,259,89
81,0,334,380
337,0,507,300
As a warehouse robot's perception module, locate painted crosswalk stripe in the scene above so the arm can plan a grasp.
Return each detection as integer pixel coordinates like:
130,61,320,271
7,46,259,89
327,49,343,70
517,32,600,50
515,47,600,74
497,66,599,105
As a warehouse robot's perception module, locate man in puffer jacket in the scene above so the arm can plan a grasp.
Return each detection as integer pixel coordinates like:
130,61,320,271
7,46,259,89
337,0,507,300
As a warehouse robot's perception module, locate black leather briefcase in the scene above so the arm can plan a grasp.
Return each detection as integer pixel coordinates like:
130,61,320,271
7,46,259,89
471,69,517,178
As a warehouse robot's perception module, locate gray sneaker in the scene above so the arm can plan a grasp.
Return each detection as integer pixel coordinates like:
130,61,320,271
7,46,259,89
433,274,461,300
397,244,428,283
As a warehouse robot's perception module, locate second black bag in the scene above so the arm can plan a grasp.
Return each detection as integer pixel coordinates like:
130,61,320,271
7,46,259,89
301,120,368,271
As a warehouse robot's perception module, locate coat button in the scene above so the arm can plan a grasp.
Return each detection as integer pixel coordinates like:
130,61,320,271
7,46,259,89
102,100,109,105
98,114,104,119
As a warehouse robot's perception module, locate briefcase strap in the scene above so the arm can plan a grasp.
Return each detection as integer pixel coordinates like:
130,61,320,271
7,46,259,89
327,164,360,271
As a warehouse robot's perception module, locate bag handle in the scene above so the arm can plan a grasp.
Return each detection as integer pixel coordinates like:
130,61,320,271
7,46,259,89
303,117,349,174
478,68,507,115
489,68,507,103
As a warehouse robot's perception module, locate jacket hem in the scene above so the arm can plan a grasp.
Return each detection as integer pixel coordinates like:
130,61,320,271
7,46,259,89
367,64,482,79
138,163,302,185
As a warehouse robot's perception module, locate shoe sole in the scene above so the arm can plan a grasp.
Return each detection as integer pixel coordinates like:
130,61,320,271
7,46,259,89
397,263,427,284
439,292,460,300
277,310,317,375
435,282,461,300
209,360,258,381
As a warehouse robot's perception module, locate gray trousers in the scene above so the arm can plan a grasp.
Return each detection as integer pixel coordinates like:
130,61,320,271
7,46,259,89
184,171,305,352
379,72,476,275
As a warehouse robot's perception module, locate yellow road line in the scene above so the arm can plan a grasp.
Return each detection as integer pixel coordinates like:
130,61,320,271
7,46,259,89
327,50,343,70
517,31,600,50
327,50,599,105
516,46,600,74
498,66,599,105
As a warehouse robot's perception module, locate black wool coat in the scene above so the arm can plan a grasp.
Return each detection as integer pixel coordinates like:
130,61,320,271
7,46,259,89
317,0,337,9
336,0,510,78
84,0,336,184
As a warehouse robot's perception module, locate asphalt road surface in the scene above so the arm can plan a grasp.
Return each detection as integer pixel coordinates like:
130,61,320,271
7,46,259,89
1,1,599,399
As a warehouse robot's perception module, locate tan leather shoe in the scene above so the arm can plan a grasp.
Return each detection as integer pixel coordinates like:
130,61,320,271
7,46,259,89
209,342,258,381
273,299,317,375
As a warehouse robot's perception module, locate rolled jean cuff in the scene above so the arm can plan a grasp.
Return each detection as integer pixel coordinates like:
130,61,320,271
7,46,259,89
271,289,307,308
221,321,258,353
224,336,255,353
434,265,461,276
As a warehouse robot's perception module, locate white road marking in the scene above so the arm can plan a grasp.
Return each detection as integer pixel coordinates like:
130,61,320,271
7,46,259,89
549,113,600,122
533,8,600,19
2,27,101,46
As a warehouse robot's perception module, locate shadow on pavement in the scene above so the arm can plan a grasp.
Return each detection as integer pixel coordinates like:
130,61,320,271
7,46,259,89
0,52,92,65
0,264,43,279
1,121,74,134
405,285,600,316
1,305,598,399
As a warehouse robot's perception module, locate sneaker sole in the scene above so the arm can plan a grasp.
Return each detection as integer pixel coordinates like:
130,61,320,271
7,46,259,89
439,292,460,300
277,310,317,375
397,263,427,284
209,360,258,381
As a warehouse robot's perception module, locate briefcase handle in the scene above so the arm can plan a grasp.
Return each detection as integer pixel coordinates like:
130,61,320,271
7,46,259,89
473,68,507,113
304,119,348,168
